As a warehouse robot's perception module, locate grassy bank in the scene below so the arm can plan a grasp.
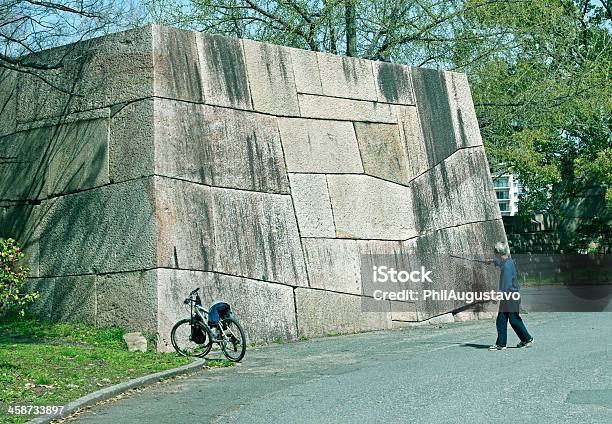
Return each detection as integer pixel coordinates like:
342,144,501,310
0,319,191,424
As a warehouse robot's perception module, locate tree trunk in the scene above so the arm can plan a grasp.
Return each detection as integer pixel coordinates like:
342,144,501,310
345,0,356,56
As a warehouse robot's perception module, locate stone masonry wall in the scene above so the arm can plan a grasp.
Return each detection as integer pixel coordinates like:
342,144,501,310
0,25,505,349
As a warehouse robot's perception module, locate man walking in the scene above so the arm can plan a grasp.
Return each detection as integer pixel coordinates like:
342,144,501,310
488,242,534,351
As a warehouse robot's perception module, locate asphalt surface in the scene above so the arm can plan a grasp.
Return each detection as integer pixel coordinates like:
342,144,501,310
68,313,612,424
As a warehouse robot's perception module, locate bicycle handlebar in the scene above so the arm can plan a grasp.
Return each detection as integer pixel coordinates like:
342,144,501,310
184,288,201,304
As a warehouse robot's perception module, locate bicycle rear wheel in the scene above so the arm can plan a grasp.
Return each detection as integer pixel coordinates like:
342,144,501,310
219,317,247,362
171,319,213,357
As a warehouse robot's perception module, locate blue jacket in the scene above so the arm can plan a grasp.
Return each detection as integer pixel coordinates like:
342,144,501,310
495,257,520,293
208,301,231,326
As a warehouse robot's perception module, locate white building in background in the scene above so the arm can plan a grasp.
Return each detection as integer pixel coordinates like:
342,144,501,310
491,173,522,216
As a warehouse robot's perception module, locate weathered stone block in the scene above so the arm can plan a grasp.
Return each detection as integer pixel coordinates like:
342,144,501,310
153,26,203,102
155,99,289,193
46,117,110,197
288,174,335,238
289,47,323,95
358,239,415,314
196,33,253,109
211,188,308,286
0,128,48,201
242,39,300,116
38,178,157,276
408,69,482,168
354,122,410,185
327,175,416,240
1,114,109,200
410,147,500,234
156,269,297,351
278,118,363,174
302,239,361,294
15,107,110,133
422,313,455,325
0,68,17,137
295,288,392,337
17,26,154,123
453,311,478,322
373,61,415,105
109,98,155,183
357,239,404,256
123,332,148,352
444,72,483,148
390,301,418,322
411,67,459,167
25,278,55,319
304,239,405,296
318,53,377,101
51,275,96,324
155,177,214,271
298,94,396,123
97,270,158,332
396,106,429,180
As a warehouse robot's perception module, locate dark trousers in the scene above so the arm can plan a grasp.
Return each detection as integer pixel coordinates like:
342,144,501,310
495,310,532,346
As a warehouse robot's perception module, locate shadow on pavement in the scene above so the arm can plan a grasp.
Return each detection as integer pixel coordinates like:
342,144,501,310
460,343,520,349
460,343,490,349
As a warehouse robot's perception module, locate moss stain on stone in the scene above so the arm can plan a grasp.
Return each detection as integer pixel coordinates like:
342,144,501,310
376,62,409,104
204,35,250,106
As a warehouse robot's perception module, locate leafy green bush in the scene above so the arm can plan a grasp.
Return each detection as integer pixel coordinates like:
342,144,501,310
0,238,37,316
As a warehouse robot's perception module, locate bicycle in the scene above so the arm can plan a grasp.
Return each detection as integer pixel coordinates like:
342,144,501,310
170,288,247,362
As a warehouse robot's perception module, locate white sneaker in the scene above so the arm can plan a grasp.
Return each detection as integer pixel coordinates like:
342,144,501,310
488,344,507,351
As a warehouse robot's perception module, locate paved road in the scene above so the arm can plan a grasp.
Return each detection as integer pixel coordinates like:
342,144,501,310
71,313,612,424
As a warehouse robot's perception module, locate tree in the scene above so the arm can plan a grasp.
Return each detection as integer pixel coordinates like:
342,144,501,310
143,0,505,61
456,0,611,215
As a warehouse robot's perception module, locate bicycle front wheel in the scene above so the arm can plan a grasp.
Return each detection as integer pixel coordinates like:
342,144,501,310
220,317,247,362
170,319,213,357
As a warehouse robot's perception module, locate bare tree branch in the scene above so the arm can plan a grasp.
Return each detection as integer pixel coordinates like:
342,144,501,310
24,0,102,19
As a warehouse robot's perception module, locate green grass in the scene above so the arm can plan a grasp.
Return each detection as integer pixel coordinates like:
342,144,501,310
0,318,192,424
203,359,234,368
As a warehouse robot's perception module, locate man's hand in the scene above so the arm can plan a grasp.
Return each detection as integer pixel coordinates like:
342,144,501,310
484,259,495,265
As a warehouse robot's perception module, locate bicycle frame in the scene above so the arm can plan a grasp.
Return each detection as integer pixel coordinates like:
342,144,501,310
186,292,238,343
187,296,209,325
194,304,208,322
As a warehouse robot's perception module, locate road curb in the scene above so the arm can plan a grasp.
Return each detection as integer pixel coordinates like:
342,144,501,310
26,358,206,424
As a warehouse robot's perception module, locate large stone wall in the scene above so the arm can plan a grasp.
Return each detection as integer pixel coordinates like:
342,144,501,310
0,25,504,349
